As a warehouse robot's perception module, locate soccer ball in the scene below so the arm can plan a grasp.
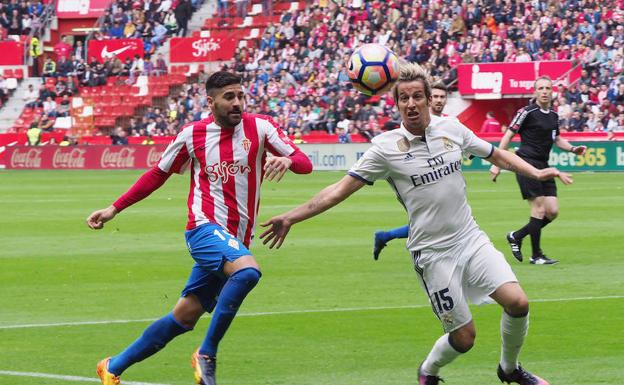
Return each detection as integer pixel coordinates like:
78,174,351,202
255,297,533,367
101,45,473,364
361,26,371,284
347,43,400,96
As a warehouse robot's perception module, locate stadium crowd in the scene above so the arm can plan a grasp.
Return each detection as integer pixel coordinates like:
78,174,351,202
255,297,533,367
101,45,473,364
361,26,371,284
0,0,47,38
13,0,624,141
187,0,622,141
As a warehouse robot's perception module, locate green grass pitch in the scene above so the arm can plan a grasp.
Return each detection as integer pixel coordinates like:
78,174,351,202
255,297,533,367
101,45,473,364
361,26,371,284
1,170,623,385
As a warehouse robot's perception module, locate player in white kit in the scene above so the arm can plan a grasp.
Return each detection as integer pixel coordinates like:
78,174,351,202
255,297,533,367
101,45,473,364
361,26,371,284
259,63,571,385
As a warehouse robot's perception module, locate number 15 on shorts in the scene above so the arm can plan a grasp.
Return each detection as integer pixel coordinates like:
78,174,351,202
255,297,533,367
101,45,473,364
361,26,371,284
431,288,454,313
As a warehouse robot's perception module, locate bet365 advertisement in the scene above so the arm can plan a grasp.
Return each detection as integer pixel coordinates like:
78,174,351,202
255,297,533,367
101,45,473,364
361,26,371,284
298,142,624,172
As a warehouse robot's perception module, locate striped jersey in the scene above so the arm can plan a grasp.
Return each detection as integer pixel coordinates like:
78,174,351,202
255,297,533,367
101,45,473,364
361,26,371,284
348,115,494,252
157,113,298,246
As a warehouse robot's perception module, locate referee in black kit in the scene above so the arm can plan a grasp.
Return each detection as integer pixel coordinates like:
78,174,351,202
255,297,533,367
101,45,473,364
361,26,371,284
490,76,587,265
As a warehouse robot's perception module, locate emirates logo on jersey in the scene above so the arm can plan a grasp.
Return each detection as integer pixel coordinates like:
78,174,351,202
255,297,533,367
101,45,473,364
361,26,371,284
242,138,251,153
205,160,251,183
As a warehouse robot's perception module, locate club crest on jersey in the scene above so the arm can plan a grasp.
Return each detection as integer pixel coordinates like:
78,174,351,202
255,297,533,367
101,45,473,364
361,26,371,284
397,137,410,152
205,160,251,183
242,138,252,153
442,137,454,151
441,313,454,326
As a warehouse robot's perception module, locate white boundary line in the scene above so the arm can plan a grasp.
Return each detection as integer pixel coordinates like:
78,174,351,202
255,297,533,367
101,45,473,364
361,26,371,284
1,295,622,331
0,370,173,385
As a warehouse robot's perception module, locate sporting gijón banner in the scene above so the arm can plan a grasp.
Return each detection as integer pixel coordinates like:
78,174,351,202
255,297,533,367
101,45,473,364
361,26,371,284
88,39,144,63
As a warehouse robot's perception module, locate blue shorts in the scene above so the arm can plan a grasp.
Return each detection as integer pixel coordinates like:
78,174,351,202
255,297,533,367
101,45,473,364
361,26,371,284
180,223,251,312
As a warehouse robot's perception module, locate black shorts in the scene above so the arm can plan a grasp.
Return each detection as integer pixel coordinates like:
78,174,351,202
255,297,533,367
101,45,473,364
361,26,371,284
515,158,557,200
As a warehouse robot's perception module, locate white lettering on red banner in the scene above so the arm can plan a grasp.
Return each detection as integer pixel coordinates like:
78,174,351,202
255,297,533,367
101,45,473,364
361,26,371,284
458,61,578,96
11,148,42,168
471,65,503,94
192,38,222,58
101,148,137,168
53,148,87,168
57,0,90,14
147,147,164,167
57,0,109,18
169,37,237,63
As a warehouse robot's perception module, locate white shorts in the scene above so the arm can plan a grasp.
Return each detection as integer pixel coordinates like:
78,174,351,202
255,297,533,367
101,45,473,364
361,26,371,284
412,231,517,333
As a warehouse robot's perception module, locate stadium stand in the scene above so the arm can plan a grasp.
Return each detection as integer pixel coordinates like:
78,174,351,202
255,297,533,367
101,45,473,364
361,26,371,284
1,0,623,144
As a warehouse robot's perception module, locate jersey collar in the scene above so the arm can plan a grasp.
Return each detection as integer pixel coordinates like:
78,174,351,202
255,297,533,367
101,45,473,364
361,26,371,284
399,117,438,142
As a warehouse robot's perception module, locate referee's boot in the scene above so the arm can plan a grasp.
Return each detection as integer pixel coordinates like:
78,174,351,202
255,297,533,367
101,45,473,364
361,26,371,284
497,364,549,385
96,357,120,385
418,363,444,385
529,253,558,265
192,349,217,385
506,232,524,262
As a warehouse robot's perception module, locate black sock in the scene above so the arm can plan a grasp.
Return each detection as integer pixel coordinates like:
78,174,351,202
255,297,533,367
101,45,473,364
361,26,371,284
541,217,552,228
530,227,542,257
513,217,543,241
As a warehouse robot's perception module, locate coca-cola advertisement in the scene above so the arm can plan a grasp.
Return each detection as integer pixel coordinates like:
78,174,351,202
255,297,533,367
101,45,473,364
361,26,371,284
169,37,237,63
4,145,168,170
458,61,580,97
88,39,144,63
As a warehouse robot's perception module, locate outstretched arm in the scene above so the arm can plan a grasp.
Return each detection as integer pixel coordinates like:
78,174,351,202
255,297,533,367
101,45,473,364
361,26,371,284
86,167,171,229
489,128,516,181
260,175,366,249
487,148,573,185
264,149,313,182
554,135,587,156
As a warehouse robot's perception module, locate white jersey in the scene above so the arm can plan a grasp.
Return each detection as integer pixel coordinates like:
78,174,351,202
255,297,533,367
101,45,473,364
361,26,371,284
348,115,494,252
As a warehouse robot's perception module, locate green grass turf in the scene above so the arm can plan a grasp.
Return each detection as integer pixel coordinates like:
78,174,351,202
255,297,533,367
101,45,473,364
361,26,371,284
0,170,623,385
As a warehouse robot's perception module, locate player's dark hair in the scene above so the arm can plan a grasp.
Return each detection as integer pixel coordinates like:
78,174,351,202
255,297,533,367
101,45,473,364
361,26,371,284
205,71,242,97
432,81,448,94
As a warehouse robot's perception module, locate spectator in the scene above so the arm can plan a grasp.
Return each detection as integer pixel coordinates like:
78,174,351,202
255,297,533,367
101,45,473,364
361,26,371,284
23,84,39,108
174,0,193,37
111,126,129,145
74,40,85,59
26,122,42,146
0,75,7,104
43,96,57,117
337,126,351,143
39,114,55,132
235,0,248,18
58,95,71,117
56,56,74,77
151,20,168,47
154,53,168,75
480,111,503,133
29,35,43,77
54,36,73,61
42,56,56,78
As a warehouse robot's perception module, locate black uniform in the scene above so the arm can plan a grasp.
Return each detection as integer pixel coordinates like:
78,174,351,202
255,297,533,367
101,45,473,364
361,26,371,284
509,103,559,199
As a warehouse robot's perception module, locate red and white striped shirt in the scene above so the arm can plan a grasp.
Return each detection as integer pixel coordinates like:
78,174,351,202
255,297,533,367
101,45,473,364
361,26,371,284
157,113,301,245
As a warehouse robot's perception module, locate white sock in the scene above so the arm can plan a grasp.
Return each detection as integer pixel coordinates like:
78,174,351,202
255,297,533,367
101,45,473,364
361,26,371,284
500,311,529,373
421,334,463,376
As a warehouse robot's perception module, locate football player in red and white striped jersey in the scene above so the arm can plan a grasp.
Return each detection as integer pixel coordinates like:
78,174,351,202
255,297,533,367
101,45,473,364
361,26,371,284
87,71,312,385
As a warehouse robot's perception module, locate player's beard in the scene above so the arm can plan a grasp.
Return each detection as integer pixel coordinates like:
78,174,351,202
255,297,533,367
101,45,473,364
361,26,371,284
214,106,243,128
